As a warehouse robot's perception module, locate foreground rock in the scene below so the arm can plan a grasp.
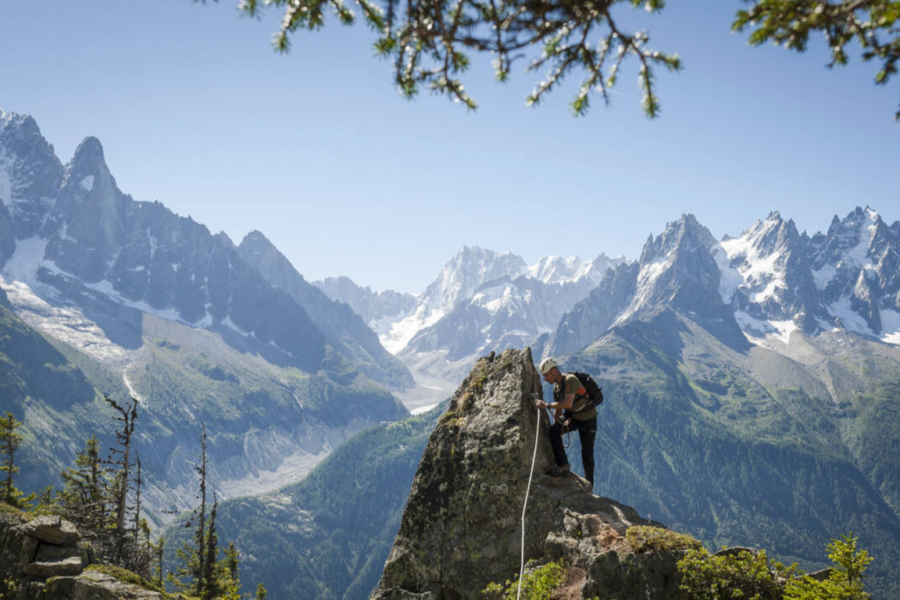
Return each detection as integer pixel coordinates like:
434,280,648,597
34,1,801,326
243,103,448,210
0,508,166,600
371,348,692,600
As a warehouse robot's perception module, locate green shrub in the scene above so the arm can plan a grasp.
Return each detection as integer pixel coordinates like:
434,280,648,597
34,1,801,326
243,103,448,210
784,534,872,600
626,526,703,554
678,547,797,600
483,560,567,600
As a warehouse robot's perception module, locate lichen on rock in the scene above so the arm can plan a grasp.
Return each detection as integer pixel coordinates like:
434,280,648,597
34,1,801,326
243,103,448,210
371,347,691,600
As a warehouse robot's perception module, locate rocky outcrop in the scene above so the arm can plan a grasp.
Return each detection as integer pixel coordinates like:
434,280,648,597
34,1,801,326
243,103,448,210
371,348,689,600
0,510,165,600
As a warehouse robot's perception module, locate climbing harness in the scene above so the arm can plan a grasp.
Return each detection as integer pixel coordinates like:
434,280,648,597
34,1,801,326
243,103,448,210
518,394,542,600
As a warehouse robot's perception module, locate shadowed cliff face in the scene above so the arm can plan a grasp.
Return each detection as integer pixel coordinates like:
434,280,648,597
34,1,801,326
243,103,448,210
372,348,686,600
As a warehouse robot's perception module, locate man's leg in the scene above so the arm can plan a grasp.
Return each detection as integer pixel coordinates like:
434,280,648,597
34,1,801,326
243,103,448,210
576,418,597,487
548,420,569,468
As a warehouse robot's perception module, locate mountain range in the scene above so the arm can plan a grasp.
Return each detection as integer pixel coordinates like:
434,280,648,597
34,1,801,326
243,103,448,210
540,208,900,360
0,108,410,522
315,247,625,397
315,207,900,411
290,207,900,599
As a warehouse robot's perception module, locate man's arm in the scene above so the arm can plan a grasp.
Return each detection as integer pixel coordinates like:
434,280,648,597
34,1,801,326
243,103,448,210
536,396,574,412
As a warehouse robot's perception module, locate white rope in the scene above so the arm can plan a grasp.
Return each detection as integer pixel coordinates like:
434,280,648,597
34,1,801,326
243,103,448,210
517,399,542,600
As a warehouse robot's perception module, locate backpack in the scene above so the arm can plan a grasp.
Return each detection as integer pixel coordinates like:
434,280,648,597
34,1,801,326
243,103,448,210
570,371,604,410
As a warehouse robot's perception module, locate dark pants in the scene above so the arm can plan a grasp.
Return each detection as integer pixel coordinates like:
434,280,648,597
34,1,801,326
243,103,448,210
549,415,597,485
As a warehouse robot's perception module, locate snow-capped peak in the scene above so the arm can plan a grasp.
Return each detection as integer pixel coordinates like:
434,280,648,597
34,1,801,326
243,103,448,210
528,255,583,284
420,245,529,314
810,206,881,292
714,211,794,305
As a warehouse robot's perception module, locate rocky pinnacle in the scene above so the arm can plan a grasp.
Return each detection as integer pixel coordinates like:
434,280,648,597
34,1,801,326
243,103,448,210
372,347,687,600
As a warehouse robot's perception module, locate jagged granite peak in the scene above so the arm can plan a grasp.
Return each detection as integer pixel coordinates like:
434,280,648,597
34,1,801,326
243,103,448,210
372,348,685,600
0,113,338,372
420,245,529,314
237,230,416,390
398,267,619,385
527,253,626,286
313,275,417,324
237,229,304,292
714,211,823,335
545,261,640,358
850,270,882,332
42,136,125,282
72,135,105,161
621,214,743,345
811,206,881,269
0,108,64,241
807,206,900,328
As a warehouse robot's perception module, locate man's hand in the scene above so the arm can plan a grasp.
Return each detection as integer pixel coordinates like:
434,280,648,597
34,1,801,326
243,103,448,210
535,399,548,410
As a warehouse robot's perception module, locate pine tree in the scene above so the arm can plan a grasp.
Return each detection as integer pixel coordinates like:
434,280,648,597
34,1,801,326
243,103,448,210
256,583,268,600
0,412,32,509
784,533,873,600
155,537,165,588
170,422,212,598
29,485,60,516
224,542,239,585
60,434,109,533
203,495,221,600
196,422,209,595
103,395,138,561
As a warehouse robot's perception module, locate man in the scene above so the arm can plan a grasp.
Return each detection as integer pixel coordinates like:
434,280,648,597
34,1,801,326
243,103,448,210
534,357,598,486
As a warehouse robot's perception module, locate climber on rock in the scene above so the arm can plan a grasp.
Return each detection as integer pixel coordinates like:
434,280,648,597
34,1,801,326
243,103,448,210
534,357,599,486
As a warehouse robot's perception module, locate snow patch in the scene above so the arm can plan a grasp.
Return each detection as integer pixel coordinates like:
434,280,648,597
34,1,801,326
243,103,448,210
123,362,145,405
712,245,744,305
0,150,13,206
812,264,837,290
376,306,445,354
827,296,872,336
80,175,94,192
193,306,214,328
147,229,158,257
881,310,900,346
222,315,250,337
85,278,183,322
410,403,439,415
0,276,129,364
471,284,524,315
616,253,672,323
2,237,49,287
0,237,215,334
734,311,797,344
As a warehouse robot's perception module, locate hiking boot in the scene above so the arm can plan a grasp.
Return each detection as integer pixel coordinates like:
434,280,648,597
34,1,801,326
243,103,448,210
545,464,570,477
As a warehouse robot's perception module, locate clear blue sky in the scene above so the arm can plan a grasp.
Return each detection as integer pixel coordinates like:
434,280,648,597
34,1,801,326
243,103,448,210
1,0,897,293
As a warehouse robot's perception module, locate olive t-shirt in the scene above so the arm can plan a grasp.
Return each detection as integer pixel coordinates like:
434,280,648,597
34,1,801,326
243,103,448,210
553,373,597,420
